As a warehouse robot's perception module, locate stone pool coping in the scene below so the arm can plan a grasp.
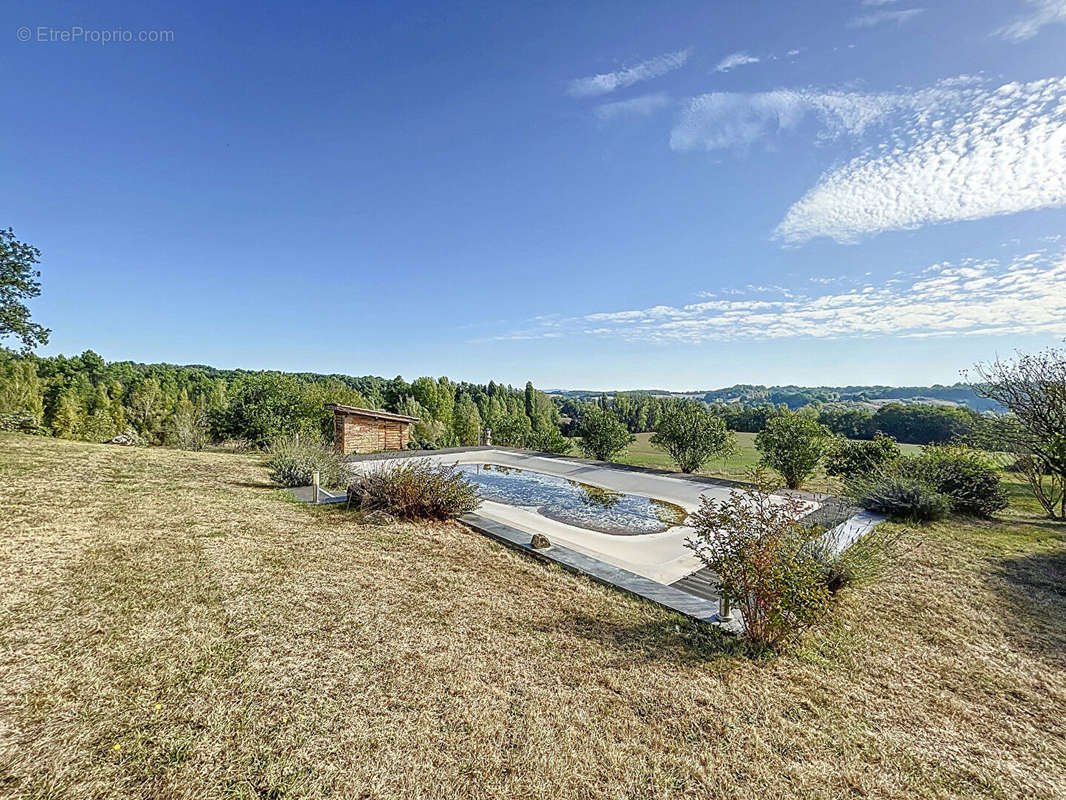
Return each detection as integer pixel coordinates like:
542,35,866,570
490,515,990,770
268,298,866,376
284,486,739,629
460,513,741,632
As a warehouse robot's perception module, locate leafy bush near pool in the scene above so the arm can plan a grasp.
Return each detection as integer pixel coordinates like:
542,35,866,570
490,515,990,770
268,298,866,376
824,433,900,480
851,467,952,523
918,445,1009,518
266,437,348,488
849,445,1007,522
650,400,736,473
755,411,832,490
527,426,572,454
687,474,830,648
348,460,480,520
576,407,634,461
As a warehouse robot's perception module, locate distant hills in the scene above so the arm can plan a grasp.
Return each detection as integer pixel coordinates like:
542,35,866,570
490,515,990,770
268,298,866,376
548,383,1001,413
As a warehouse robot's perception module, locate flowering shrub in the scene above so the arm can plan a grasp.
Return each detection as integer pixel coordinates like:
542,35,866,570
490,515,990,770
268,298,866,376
686,472,829,648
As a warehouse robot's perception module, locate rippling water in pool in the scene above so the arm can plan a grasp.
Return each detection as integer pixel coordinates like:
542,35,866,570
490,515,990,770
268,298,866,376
458,464,688,536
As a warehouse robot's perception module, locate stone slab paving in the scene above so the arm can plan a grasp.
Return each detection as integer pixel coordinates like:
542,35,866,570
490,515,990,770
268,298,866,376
461,513,742,632
285,484,739,629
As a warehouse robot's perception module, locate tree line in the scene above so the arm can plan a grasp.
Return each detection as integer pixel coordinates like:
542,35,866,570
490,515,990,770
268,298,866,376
560,390,987,447
0,348,564,451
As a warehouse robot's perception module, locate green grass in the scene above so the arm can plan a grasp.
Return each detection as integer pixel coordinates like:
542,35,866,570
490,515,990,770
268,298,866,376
2,433,1065,798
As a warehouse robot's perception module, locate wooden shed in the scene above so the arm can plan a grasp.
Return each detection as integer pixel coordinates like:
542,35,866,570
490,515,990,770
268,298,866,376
326,404,420,455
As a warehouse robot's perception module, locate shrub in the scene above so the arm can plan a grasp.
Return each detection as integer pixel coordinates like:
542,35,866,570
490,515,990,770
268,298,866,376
824,433,900,480
650,401,736,473
918,445,1009,518
576,407,635,461
0,410,42,434
686,474,830,648
492,414,532,448
348,460,480,520
754,411,831,489
266,437,349,488
527,426,572,454
850,461,951,522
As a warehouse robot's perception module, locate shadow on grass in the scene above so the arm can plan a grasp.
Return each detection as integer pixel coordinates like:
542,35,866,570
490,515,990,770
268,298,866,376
994,543,1066,665
230,479,278,490
547,612,766,666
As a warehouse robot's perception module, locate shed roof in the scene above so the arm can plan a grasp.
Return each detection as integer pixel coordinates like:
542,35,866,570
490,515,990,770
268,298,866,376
326,404,420,423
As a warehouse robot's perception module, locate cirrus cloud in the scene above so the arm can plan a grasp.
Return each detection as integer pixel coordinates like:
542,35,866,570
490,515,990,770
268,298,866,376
595,93,672,121
714,51,760,72
775,76,1066,243
490,251,1066,344
995,0,1066,41
568,48,692,98
848,8,925,28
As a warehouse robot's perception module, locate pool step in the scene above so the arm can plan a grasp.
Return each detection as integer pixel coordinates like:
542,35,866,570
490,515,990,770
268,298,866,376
460,513,740,632
669,567,721,602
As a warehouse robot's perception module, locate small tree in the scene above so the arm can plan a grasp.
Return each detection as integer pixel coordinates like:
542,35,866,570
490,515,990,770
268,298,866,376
686,473,829,648
0,228,50,350
970,346,1066,519
650,401,736,473
527,425,572,454
577,406,634,461
755,411,831,489
824,433,900,480
493,413,532,447
452,394,482,446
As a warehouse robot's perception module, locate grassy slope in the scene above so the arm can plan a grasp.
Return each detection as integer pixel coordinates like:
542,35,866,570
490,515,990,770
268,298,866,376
1,433,1064,799
615,431,924,492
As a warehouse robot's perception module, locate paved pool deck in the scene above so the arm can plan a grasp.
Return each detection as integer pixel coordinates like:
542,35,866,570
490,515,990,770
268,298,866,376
346,448,822,585
295,447,882,629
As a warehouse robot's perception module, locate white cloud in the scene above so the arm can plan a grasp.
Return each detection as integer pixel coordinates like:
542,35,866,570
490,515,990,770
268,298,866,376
595,93,672,121
862,0,901,5
669,79,968,152
995,0,1066,41
568,48,692,98
714,51,760,72
495,252,1066,344
775,76,1066,243
848,8,925,27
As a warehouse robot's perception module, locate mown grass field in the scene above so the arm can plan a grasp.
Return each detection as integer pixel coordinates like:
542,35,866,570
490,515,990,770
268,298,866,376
615,431,924,493
1,432,1065,798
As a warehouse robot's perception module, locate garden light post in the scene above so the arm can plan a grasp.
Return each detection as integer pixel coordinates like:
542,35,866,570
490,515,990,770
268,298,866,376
312,469,320,504
718,593,733,624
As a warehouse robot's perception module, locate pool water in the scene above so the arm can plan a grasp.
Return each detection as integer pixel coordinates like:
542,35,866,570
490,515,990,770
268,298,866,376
458,463,688,536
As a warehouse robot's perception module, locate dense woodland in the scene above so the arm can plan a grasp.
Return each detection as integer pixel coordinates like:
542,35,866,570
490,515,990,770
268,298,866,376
0,349,994,451
0,349,564,451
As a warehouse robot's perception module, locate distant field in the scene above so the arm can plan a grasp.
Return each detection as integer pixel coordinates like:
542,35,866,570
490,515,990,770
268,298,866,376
613,431,924,493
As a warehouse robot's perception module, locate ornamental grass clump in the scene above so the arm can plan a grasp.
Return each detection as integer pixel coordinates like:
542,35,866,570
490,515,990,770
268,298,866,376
686,472,830,648
348,459,480,520
266,436,349,488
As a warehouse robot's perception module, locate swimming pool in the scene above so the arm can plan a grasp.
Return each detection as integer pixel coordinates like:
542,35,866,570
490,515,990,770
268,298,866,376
458,463,688,536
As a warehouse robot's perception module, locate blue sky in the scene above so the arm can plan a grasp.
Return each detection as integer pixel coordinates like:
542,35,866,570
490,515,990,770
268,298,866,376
4,0,1065,390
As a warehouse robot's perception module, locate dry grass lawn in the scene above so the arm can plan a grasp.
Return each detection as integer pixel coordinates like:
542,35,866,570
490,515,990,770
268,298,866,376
1,433,1065,798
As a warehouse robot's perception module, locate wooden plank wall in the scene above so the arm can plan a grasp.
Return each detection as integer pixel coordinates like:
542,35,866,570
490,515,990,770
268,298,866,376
334,412,411,454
